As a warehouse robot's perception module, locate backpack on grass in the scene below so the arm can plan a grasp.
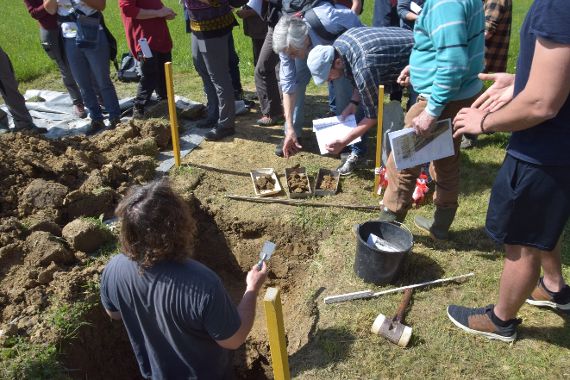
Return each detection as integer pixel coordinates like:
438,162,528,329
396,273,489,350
117,53,141,83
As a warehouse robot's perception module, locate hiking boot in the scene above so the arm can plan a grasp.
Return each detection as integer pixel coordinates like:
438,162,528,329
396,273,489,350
257,115,284,126
109,118,121,130
414,207,457,240
447,304,522,343
195,118,217,129
526,277,570,314
337,152,363,176
86,119,106,136
73,103,87,119
205,125,235,141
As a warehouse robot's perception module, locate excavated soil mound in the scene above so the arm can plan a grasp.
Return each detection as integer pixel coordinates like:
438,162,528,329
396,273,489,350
0,120,171,375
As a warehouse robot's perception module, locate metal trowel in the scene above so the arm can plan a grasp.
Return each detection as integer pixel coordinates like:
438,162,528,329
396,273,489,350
257,241,276,270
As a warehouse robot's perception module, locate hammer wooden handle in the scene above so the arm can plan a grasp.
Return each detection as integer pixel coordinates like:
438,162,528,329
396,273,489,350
394,288,413,323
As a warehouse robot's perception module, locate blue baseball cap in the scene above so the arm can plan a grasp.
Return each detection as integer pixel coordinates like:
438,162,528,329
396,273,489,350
307,45,335,86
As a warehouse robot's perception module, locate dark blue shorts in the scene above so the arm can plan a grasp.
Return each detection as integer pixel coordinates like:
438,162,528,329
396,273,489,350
485,154,570,251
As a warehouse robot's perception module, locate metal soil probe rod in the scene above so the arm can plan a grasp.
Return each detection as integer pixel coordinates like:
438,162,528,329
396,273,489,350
324,272,475,304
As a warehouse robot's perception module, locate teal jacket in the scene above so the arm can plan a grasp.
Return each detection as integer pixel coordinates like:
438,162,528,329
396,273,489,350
410,0,485,117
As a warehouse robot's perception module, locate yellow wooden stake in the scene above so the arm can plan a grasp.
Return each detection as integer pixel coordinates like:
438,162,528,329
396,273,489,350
264,287,290,380
373,85,385,196
164,62,181,167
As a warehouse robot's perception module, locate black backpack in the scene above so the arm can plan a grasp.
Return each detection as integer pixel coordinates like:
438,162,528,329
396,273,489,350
117,53,141,83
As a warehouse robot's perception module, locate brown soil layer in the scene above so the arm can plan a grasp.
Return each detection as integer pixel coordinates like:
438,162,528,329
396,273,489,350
0,109,331,378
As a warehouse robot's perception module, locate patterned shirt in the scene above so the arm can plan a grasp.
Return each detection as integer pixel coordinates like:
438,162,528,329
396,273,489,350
484,0,511,73
334,27,414,119
279,2,362,94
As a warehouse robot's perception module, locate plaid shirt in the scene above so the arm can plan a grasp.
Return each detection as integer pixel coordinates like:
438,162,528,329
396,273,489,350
334,27,413,119
484,0,512,73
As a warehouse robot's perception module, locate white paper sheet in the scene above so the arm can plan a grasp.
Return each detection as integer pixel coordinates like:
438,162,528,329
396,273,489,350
247,0,263,17
312,115,361,155
410,1,422,14
388,118,454,170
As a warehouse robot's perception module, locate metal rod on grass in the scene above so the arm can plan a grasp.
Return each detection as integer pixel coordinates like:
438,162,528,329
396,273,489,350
324,272,475,304
373,85,385,196
164,62,181,167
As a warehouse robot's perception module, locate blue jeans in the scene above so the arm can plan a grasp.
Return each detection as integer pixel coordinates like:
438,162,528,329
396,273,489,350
373,0,398,27
64,28,120,121
289,58,353,137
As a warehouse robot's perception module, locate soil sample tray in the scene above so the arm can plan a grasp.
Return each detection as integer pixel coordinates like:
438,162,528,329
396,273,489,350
251,168,282,197
285,166,312,199
315,168,340,196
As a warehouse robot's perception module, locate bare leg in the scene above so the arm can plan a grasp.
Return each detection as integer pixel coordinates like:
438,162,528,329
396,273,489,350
540,240,566,292
493,244,541,321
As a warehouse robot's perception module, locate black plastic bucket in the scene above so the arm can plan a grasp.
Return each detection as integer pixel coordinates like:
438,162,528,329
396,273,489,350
353,221,413,285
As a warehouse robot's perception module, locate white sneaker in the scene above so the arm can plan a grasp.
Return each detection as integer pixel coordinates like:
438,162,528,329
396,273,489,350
337,153,361,176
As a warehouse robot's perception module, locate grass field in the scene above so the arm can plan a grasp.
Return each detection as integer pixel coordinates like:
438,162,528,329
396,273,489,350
3,1,570,379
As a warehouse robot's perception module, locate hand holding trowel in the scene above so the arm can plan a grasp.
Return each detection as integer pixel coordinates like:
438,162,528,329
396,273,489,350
257,241,276,270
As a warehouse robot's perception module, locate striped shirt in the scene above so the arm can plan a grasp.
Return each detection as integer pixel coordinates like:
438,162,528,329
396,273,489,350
410,0,485,117
334,27,414,119
484,0,511,73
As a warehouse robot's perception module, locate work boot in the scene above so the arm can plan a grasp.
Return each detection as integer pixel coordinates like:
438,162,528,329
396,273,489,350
86,119,106,136
205,124,235,141
414,207,457,240
378,207,406,223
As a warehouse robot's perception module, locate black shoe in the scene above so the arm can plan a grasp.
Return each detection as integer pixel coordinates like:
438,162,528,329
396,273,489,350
205,125,235,141
195,118,217,129
86,120,106,136
109,118,121,130
13,124,48,134
275,139,284,157
527,277,570,314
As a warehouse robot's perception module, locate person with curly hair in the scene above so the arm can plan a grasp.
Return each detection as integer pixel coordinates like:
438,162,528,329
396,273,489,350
100,179,268,378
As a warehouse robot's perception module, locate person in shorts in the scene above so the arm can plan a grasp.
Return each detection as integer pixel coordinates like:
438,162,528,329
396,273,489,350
450,0,570,342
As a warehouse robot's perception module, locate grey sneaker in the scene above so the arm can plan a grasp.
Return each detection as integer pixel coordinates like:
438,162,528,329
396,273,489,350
337,153,362,176
526,277,570,314
447,304,521,343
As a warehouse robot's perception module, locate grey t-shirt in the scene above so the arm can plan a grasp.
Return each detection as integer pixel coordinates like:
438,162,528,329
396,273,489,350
100,254,241,379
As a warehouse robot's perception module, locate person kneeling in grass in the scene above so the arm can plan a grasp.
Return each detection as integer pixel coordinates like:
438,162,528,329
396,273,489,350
100,179,268,377
450,0,570,342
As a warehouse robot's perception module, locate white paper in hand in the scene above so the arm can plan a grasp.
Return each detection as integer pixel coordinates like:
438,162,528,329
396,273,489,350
312,115,361,155
388,118,454,170
410,1,422,14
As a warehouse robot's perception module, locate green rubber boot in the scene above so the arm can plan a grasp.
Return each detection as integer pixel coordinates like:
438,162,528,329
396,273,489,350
414,207,457,240
378,207,406,223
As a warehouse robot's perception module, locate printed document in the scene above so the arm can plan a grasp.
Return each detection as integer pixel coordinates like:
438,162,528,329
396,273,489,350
312,115,361,155
388,118,454,170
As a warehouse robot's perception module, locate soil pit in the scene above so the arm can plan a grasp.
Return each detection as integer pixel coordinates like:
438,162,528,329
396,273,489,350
0,119,320,378
59,196,320,379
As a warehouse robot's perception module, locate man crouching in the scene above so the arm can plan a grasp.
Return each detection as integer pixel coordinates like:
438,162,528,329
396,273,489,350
100,179,267,379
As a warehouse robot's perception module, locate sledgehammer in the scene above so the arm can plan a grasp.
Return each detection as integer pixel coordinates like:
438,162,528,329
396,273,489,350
371,289,413,347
